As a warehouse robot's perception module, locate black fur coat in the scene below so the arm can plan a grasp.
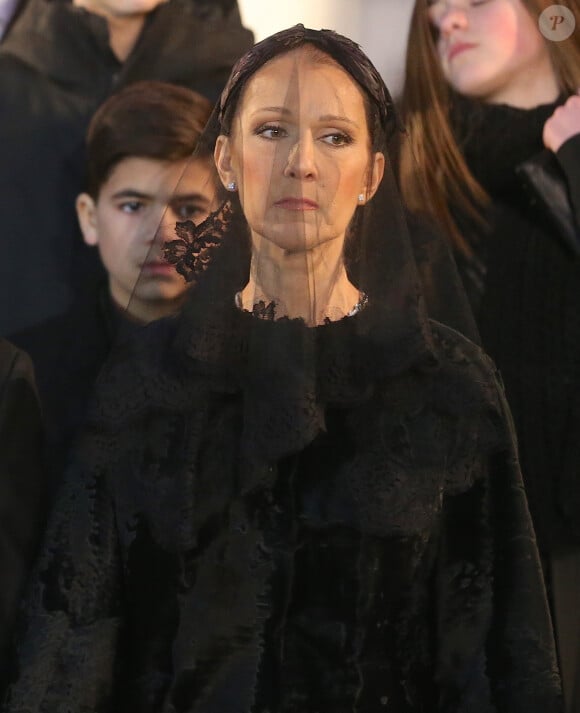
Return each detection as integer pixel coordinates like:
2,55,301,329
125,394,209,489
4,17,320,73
4,306,561,712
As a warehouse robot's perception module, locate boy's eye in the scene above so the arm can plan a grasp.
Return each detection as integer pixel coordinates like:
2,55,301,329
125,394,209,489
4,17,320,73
174,203,207,221
119,200,143,214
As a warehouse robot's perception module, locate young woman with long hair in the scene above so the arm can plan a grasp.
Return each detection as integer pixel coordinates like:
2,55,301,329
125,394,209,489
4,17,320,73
401,2,580,708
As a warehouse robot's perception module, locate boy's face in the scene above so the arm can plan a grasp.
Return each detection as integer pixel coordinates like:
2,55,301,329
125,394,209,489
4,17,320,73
77,155,217,321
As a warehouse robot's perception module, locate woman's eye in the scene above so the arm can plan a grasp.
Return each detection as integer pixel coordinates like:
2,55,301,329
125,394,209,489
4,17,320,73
119,200,143,214
321,132,352,147
256,124,287,140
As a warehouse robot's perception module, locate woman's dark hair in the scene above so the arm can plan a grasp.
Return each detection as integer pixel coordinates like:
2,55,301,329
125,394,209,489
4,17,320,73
215,24,402,153
86,80,213,198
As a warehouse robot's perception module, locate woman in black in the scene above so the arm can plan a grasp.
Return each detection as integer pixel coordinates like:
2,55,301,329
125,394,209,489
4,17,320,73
401,2,580,708
5,26,561,712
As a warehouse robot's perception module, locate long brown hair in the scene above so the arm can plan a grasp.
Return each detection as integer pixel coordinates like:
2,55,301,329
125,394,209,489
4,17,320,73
400,0,580,256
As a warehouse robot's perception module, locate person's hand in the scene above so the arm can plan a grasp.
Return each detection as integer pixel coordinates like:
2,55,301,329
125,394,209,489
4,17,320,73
543,92,580,153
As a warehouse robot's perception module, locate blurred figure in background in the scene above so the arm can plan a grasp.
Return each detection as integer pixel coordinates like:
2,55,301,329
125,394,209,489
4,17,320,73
0,339,43,695
13,80,217,502
400,1,580,709
0,0,26,39
0,0,253,335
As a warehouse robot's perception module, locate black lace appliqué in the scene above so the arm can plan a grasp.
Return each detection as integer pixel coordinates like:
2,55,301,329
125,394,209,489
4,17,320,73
251,299,277,320
164,202,234,282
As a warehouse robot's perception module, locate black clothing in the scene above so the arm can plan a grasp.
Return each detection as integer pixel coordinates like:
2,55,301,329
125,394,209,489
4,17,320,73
0,340,44,691
450,96,580,710
0,0,253,334
450,96,580,552
12,209,477,503
550,550,580,713
11,286,134,498
3,307,561,712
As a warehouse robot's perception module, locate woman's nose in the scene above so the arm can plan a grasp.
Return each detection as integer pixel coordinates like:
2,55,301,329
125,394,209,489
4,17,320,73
433,2,469,36
283,135,317,179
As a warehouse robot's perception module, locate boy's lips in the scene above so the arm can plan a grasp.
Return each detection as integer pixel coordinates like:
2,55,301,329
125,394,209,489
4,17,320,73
141,260,176,275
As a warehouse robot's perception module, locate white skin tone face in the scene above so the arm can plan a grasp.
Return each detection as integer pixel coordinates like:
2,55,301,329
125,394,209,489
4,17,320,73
77,156,217,323
215,47,384,325
427,0,559,108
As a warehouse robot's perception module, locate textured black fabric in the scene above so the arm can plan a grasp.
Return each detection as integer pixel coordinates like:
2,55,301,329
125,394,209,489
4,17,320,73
0,340,44,694
3,309,562,712
406,211,479,345
0,0,253,334
449,96,580,553
10,285,139,499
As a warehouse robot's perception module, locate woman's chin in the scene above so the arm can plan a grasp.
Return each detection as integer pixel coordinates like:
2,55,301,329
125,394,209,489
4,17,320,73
253,229,344,256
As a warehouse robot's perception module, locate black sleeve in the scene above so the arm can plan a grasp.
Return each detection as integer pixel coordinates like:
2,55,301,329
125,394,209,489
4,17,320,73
555,133,580,230
0,341,44,690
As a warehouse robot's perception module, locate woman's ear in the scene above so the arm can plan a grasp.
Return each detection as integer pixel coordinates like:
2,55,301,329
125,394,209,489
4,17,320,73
76,193,99,246
366,151,385,202
214,135,236,190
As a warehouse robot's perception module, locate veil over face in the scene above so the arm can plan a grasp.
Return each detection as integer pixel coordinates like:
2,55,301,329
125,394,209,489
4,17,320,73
116,24,478,459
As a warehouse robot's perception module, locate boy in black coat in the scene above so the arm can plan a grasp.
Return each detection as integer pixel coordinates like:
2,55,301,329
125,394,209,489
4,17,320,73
13,80,218,500
0,0,252,334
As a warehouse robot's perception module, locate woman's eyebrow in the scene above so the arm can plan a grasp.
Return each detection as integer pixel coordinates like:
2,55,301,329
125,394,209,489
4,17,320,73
318,114,360,128
250,107,359,128
250,106,292,116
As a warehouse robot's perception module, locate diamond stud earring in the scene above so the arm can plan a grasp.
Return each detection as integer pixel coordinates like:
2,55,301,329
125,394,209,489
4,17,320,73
358,193,365,203
227,181,237,192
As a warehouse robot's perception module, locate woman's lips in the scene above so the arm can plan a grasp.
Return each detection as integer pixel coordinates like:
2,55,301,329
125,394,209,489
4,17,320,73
274,197,319,210
448,42,477,61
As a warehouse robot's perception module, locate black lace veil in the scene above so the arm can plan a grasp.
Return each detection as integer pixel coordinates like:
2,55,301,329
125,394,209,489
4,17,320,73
109,25,477,460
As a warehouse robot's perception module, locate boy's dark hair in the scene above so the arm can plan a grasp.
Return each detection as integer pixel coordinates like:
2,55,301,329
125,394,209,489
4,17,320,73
86,80,213,198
